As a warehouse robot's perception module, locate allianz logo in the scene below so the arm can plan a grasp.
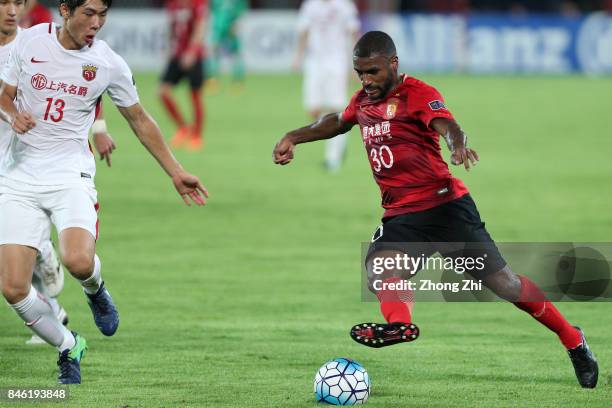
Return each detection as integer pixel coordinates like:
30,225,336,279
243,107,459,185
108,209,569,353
577,13,612,75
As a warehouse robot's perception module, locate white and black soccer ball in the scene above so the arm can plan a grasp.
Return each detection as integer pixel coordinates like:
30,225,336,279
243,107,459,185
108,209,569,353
314,358,370,405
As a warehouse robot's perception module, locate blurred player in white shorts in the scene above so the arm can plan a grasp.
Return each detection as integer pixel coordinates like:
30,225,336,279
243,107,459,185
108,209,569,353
0,0,117,345
293,0,360,171
0,0,207,384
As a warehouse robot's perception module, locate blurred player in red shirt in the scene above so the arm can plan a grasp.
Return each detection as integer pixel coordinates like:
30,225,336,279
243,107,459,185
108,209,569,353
20,0,53,28
273,31,598,389
160,0,208,151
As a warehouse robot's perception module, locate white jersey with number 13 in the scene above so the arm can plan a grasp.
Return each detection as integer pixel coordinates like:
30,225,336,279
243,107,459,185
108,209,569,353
0,23,138,188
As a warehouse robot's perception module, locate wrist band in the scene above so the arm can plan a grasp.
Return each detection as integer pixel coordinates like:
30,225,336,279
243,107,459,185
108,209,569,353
91,119,107,134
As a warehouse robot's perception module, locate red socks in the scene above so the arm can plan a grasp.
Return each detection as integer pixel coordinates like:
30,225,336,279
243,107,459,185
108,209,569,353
374,275,581,349
375,277,414,324
160,92,185,127
514,275,582,349
191,89,204,139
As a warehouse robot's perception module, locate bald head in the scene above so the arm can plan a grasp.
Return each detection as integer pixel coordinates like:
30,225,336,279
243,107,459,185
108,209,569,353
353,31,396,59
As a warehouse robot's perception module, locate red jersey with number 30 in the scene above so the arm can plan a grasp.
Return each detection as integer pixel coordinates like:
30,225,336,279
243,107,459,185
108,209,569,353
341,75,469,218
166,0,208,58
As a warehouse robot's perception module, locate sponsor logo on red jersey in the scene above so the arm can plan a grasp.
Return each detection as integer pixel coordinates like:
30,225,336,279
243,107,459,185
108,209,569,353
362,121,392,144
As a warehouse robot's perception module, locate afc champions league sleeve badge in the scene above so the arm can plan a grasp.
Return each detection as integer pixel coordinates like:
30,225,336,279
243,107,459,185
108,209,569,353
383,98,399,120
82,64,98,82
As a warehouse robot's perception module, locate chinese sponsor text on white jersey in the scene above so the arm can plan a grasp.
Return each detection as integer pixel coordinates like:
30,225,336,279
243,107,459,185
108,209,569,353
0,23,139,188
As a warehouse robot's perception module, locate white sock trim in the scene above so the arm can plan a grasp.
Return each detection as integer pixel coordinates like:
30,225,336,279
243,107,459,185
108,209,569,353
59,332,76,352
81,254,102,295
10,286,38,314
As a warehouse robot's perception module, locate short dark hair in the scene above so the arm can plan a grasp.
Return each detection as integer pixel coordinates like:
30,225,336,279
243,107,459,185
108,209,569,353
59,0,113,14
353,31,397,58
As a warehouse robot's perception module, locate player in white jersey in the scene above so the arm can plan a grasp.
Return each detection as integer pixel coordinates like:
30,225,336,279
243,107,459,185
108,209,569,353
293,0,360,171
0,0,118,345
0,0,207,384
0,0,73,344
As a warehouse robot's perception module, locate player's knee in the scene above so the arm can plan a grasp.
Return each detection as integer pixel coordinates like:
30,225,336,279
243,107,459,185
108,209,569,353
484,266,521,301
62,252,94,277
366,255,388,293
1,282,29,304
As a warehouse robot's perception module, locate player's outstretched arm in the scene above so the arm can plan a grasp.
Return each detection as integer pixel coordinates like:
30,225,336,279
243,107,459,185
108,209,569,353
431,117,479,171
117,103,208,206
273,113,353,165
0,83,36,134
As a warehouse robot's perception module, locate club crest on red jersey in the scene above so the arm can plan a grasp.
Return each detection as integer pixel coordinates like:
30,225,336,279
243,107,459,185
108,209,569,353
384,99,399,120
82,64,98,82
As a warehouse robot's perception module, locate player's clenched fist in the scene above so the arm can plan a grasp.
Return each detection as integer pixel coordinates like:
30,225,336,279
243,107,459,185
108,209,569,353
273,135,295,165
11,111,36,134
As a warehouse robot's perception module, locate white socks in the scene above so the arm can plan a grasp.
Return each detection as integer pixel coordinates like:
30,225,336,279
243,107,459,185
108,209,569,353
80,254,102,295
325,133,348,171
10,287,74,351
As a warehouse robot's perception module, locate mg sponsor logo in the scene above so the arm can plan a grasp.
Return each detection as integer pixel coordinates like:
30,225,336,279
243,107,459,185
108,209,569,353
31,73,47,90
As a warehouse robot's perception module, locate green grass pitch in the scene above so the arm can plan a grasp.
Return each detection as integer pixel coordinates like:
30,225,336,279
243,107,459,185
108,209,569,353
1,73,611,407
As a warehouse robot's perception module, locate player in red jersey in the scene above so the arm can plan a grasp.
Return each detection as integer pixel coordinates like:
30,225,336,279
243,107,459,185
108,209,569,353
20,0,52,28
273,31,598,388
160,0,208,151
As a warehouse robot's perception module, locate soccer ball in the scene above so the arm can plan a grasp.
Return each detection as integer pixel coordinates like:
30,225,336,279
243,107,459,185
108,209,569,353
314,358,370,405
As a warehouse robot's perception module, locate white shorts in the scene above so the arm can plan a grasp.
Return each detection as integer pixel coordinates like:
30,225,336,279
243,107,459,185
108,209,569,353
303,63,350,112
0,184,99,251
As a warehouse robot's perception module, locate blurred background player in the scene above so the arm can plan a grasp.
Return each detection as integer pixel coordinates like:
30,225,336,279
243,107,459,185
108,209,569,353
160,0,208,151
19,0,52,28
206,0,247,92
293,0,360,172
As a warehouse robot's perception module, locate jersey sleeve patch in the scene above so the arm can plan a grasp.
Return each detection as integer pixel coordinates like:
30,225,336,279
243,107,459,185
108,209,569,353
428,100,446,111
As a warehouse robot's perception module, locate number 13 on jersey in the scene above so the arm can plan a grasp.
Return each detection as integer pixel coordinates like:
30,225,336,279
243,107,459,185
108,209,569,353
370,145,394,172
44,98,65,123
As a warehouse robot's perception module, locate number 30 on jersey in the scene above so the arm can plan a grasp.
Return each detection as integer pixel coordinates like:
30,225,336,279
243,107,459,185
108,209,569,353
370,145,394,172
